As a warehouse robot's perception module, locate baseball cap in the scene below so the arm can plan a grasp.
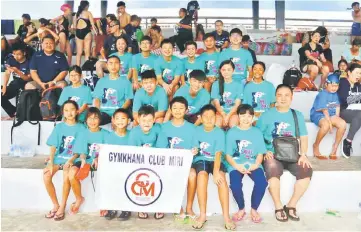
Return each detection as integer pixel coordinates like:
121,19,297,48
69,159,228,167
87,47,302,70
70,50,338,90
22,14,31,20
326,74,340,84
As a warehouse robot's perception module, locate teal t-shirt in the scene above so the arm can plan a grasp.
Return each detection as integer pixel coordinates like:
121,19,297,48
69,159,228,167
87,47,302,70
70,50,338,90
131,53,158,82
93,75,134,116
155,55,183,84
211,80,243,113
198,51,220,77
57,85,93,122
133,86,168,112
174,85,210,116
182,57,205,84
128,123,167,148
243,80,276,113
73,128,110,164
109,52,133,78
106,130,130,145
225,126,267,172
256,108,308,152
161,121,196,149
46,122,86,165
219,47,254,81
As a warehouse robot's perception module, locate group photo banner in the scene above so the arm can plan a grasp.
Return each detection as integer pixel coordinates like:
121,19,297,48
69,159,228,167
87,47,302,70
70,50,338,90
96,145,193,213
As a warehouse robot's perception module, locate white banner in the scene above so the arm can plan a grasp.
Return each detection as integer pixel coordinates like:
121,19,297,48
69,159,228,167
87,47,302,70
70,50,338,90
96,144,193,213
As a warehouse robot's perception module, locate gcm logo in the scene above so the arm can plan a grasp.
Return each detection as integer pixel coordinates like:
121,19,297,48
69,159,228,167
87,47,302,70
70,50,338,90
131,173,155,197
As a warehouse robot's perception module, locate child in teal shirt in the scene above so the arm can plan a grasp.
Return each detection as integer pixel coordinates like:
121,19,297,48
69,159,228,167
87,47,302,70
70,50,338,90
109,37,133,80
181,41,205,86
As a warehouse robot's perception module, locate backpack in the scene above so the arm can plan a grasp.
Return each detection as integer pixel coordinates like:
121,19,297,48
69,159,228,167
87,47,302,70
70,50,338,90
11,89,42,145
83,71,99,92
39,87,62,121
297,77,318,91
283,67,302,89
82,57,98,72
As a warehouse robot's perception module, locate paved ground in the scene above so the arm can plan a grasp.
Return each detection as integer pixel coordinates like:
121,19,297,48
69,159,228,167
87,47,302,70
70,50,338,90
2,210,361,231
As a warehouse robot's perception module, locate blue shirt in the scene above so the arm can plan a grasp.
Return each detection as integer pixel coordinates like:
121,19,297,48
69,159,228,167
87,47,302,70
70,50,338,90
310,90,340,121
93,75,134,116
106,130,131,145
198,52,220,78
6,55,30,80
161,121,196,149
131,53,158,81
192,125,225,163
29,51,69,82
46,122,86,165
211,80,243,113
243,80,276,113
219,48,254,81
182,57,205,84
128,124,167,148
155,55,183,84
256,108,308,152
109,52,133,78
133,86,168,112
225,126,267,172
174,85,211,116
58,85,93,122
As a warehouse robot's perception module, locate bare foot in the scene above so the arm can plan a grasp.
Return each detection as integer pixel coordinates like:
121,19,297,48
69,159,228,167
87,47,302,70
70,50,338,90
330,145,338,160
232,209,246,221
250,208,262,223
45,204,60,218
186,209,196,217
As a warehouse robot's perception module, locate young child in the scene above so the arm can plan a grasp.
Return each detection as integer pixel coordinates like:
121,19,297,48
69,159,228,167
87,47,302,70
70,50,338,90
225,104,268,224
133,70,168,125
150,26,163,50
131,36,158,90
335,59,348,78
43,100,86,221
311,74,346,160
155,39,183,99
161,96,198,223
191,104,235,231
93,56,133,125
165,70,210,126
108,37,133,80
243,61,276,121
181,41,205,86
241,35,257,63
211,60,243,128
58,65,92,122
128,105,167,220
198,33,220,92
219,28,254,86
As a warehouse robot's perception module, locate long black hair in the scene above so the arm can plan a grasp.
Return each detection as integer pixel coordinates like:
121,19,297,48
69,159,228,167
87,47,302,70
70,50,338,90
76,0,89,18
61,100,79,122
218,60,235,105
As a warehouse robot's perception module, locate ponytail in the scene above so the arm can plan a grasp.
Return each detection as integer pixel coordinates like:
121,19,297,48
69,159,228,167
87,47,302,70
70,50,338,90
76,0,89,18
218,60,235,105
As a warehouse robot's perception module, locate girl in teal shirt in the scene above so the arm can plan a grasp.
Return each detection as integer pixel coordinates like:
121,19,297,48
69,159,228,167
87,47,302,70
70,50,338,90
109,37,133,80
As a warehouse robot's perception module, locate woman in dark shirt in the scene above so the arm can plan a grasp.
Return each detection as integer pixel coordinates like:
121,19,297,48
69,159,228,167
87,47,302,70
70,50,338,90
170,8,193,53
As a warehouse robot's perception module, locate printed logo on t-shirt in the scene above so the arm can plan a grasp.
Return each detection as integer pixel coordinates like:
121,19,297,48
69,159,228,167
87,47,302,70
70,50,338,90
120,61,126,74
230,57,244,72
185,69,193,81
162,68,173,83
88,143,100,159
168,137,183,149
272,122,292,138
139,64,151,75
251,92,267,110
199,141,211,157
222,91,233,106
59,135,75,156
204,60,216,75
102,88,118,105
187,106,196,115
68,96,80,102
234,140,254,160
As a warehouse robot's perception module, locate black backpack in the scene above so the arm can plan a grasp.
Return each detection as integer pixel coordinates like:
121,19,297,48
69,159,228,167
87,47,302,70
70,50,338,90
283,67,302,89
82,57,98,72
11,89,42,145
39,87,62,121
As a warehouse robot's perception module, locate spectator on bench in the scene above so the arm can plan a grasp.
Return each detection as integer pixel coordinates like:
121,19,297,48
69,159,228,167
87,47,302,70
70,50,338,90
242,35,257,63
1,43,31,119
150,26,163,50
341,38,361,64
117,1,131,29
26,34,68,90
335,59,348,78
170,8,193,53
212,20,230,52
15,13,31,42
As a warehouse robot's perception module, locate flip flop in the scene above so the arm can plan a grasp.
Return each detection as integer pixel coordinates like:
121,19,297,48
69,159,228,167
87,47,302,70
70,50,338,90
283,205,300,221
69,197,84,215
232,212,246,222
224,221,236,231
185,214,197,224
138,212,148,219
54,212,65,221
192,220,207,230
329,155,338,160
274,209,288,222
45,210,57,219
154,212,165,220
174,213,187,223
314,155,328,160
251,215,263,223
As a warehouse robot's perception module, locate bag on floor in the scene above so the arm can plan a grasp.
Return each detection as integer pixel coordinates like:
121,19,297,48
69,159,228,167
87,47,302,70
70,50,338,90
297,77,318,91
283,67,302,89
39,87,62,121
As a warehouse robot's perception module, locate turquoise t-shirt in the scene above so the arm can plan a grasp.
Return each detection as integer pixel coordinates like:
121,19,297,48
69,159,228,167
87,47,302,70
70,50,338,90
182,57,205,84
211,80,243,113
198,51,220,77
131,53,158,82
243,80,276,113
174,85,211,116
133,86,168,112
225,126,267,172
154,55,183,84
192,125,225,163
128,123,167,148
256,108,308,152
46,122,86,165
106,130,130,145
310,90,340,124
161,121,196,149
73,128,110,164
219,47,254,81
57,85,93,122
93,75,134,116
109,52,133,78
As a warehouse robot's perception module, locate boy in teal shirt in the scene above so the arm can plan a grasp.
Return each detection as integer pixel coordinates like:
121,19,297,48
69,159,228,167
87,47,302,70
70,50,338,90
133,70,168,126
181,41,204,86
219,28,253,85
191,104,235,231
93,56,134,125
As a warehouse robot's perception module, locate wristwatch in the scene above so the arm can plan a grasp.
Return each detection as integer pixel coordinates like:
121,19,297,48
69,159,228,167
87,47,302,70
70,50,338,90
53,80,57,85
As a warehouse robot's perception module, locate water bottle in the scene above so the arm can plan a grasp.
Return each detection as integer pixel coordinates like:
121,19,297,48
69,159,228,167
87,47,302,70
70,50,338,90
21,144,35,157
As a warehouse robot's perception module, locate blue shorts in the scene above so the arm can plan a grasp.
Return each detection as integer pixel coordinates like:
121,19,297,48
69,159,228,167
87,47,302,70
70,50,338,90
192,160,227,174
352,23,361,36
310,113,325,126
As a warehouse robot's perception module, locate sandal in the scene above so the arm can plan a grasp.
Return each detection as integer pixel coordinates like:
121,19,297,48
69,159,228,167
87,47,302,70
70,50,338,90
54,212,65,221
154,212,165,220
224,221,236,231
251,215,263,223
274,209,288,222
314,154,328,160
138,212,149,219
45,210,57,219
185,214,197,224
117,211,131,221
104,210,117,220
192,220,207,230
232,211,246,222
329,154,337,160
174,213,187,223
69,198,84,215
283,205,300,221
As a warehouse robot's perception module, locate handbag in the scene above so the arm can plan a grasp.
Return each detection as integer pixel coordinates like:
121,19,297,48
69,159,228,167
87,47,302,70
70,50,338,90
76,163,91,181
272,109,300,163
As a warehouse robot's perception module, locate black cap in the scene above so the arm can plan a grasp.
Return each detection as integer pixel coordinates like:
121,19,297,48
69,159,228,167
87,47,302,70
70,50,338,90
22,14,31,20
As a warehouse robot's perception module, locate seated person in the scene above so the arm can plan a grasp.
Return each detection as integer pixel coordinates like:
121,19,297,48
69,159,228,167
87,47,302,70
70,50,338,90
242,35,257,63
24,19,60,52
93,14,117,57
169,8,193,53
133,70,168,126
191,104,235,231
108,37,133,80
310,74,346,160
165,70,210,125
26,34,68,90
181,41,204,86
93,56,133,125
124,15,141,54
145,17,160,36
150,26,163,50
341,38,361,64
211,20,229,52
1,43,31,119
334,59,348,78
16,13,32,42
195,24,205,41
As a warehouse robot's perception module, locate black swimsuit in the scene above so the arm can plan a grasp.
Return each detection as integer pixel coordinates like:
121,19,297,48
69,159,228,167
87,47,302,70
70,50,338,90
59,15,70,38
76,17,91,40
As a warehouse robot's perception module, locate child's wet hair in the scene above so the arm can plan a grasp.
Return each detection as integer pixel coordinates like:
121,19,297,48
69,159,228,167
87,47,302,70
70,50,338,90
237,104,255,116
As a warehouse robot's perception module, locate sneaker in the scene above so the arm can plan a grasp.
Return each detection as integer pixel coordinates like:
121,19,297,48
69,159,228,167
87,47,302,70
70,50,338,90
342,139,352,159
104,210,117,220
117,211,131,221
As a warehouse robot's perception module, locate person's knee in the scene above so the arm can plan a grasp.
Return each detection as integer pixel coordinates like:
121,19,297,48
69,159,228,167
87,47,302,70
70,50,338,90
68,168,77,181
319,119,330,130
337,118,347,129
322,65,330,74
43,168,53,182
310,66,319,75
188,168,197,181
296,166,313,180
264,159,283,180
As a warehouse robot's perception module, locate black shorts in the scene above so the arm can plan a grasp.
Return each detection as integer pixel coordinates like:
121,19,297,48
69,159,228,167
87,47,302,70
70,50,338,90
192,160,227,175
